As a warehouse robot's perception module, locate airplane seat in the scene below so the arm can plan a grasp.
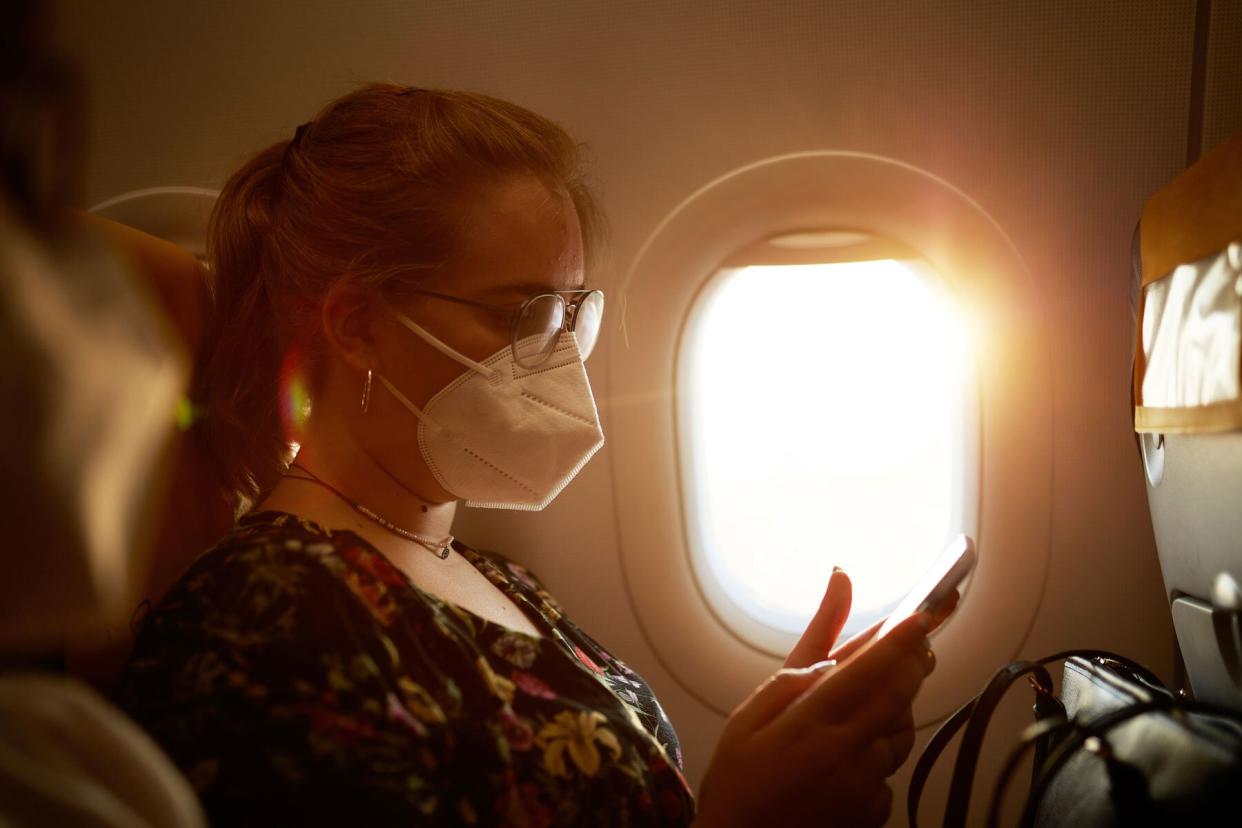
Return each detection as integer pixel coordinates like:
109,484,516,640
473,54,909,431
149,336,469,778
65,212,235,694
1133,130,1242,711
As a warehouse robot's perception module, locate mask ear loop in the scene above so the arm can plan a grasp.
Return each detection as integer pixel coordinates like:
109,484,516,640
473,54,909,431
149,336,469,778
378,311,505,435
392,312,497,377
375,373,444,433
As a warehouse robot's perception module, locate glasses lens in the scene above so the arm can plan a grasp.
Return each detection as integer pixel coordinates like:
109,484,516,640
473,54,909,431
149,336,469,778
513,294,565,368
572,291,605,360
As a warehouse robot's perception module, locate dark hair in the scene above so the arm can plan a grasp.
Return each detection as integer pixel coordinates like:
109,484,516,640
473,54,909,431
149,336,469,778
198,84,604,513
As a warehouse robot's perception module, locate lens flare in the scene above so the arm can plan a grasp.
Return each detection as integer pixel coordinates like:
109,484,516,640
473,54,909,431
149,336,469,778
278,346,313,443
174,395,204,431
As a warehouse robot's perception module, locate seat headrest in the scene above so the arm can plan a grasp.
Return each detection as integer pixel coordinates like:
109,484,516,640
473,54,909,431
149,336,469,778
83,214,210,356
1140,132,1242,288
65,212,234,693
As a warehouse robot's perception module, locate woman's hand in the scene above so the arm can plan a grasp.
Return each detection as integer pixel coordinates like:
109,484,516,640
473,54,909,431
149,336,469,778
694,570,953,828
786,568,960,672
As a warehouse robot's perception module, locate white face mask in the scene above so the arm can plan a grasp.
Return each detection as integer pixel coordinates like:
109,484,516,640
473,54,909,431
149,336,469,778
375,312,605,510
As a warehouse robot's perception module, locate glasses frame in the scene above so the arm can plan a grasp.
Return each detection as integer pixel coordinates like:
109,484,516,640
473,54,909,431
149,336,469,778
404,287,605,368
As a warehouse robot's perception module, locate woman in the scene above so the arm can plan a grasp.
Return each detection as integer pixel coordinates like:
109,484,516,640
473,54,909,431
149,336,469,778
120,84,944,826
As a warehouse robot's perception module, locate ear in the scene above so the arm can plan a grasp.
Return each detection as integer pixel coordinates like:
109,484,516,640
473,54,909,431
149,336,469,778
320,282,380,373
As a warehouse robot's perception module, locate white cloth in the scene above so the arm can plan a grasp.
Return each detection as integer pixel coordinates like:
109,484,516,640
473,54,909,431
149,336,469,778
1141,241,1242,409
0,674,204,828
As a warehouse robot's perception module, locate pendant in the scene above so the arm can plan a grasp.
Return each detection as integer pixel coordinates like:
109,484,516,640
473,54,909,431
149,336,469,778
438,546,451,560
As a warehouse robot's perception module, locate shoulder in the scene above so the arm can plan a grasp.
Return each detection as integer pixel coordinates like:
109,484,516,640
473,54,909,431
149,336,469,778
121,512,416,724
120,518,462,822
175,509,403,588
132,511,404,653
462,543,567,617
164,512,344,605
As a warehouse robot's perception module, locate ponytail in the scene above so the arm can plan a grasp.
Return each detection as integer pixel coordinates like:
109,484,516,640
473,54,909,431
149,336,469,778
195,142,292,513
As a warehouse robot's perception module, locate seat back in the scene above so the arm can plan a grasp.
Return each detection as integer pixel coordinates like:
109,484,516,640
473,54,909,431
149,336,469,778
1133,132,1242,710
66,193,234,692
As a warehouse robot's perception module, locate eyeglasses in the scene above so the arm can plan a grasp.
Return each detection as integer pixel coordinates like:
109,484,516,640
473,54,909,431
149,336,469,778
405,287,606,369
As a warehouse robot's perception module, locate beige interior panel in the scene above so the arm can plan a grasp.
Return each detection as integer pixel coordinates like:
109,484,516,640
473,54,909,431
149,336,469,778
1203,0,1242,155
57,1,1194,816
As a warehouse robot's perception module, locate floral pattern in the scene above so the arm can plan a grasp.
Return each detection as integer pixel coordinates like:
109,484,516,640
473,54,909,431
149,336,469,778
536,711,624,779
120,511,694,826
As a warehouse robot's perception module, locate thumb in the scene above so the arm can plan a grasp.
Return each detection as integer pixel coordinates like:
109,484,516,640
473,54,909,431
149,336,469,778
727,660,837,737
785,568,851,669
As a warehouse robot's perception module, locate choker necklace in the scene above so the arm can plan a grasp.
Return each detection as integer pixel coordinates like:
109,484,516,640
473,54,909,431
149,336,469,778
283,463,453,559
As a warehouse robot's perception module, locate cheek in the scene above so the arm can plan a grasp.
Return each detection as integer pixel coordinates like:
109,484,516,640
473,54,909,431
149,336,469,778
356,362,435,463
472,326,512,362
438,308,510,365
376,341,468,411
371,315,505,412
404,300,512,367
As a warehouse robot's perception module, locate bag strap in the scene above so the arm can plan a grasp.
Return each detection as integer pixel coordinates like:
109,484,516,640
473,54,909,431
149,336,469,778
944,661,1054,827
908,649,1166,828
1058,649,1166,694
984,717,1074,828
907,695,979,827
908,661,1054,828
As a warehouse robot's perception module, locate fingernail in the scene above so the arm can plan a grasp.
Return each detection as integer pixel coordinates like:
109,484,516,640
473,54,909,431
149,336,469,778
831,566,844,575
916,613,935,632
802,659,837,673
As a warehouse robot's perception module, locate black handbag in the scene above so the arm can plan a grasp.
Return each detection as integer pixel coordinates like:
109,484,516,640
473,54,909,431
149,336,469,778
907,649,1242,827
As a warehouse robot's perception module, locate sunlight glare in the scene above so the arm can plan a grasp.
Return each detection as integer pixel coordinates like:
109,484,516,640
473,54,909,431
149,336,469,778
683,260,972,635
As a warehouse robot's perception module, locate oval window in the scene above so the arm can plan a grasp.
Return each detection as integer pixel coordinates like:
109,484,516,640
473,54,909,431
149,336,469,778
677,255,977,653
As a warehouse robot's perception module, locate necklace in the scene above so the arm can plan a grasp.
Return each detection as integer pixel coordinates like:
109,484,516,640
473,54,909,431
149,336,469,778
283,463,453,559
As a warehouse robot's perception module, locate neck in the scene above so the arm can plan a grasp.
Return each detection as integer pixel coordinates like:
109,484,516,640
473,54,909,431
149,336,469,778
260,414,458,542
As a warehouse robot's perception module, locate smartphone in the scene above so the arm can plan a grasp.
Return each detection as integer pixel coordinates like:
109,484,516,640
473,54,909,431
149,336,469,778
876,534,976,639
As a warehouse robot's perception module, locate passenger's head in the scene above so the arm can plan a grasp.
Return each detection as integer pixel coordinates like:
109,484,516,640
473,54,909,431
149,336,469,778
201,84,603,513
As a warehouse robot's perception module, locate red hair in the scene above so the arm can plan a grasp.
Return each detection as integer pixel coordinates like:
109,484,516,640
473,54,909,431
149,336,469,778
197,84,603,513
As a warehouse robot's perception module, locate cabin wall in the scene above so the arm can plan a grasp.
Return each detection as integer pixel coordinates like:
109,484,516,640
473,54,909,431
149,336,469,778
58,1,1242,822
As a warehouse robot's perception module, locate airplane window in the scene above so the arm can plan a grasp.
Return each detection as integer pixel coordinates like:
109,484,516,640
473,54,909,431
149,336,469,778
678,258,976,646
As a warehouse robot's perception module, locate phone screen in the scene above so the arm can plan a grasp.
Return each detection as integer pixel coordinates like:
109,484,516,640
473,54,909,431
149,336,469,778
876,534,976,638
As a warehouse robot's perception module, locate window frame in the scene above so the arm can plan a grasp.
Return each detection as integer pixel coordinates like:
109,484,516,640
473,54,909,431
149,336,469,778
607,151,1051,722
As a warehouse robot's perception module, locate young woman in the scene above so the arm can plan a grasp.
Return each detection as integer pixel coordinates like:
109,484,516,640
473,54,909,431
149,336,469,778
120,84,943,826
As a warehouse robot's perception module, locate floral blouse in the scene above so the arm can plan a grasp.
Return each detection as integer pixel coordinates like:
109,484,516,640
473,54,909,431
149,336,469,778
119,511,696,826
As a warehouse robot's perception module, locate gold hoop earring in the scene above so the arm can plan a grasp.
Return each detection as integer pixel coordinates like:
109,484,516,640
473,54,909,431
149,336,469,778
361,369,372,414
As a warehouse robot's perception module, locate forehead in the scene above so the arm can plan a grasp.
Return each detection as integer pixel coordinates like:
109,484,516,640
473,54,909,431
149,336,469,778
440,175,584,296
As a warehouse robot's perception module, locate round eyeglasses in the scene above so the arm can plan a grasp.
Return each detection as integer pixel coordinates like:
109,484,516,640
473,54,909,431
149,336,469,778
404,287,605,369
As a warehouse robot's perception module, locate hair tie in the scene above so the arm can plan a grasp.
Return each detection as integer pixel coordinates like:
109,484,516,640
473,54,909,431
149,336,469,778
281,121,311,169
